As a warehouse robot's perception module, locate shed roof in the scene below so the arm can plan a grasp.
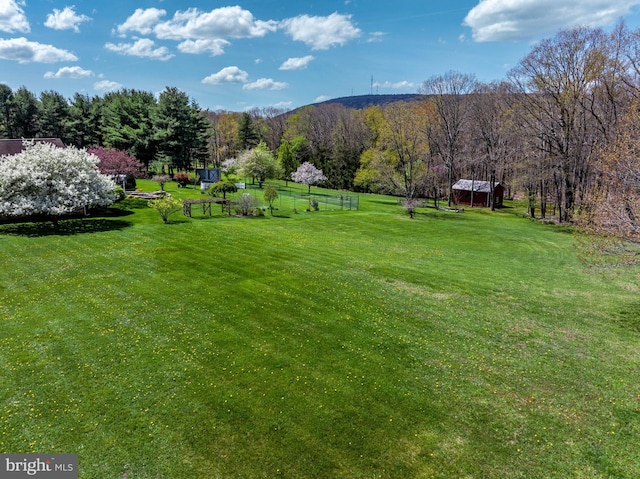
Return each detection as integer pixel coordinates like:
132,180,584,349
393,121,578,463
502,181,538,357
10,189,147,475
0,138,65,157
452,179,502,193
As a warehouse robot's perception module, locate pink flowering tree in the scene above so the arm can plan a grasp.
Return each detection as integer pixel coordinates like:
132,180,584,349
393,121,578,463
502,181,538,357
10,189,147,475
291,162,327,194
0,141,116,224
88,147,145,189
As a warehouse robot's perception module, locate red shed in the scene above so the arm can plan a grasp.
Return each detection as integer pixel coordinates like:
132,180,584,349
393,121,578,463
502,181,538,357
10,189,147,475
452,179,504,207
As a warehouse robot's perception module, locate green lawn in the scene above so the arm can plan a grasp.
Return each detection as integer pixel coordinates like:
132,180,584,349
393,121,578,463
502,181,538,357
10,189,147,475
1,182,639,478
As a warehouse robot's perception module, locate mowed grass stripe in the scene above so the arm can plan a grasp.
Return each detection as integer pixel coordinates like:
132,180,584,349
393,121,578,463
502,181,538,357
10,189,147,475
0,191,639,478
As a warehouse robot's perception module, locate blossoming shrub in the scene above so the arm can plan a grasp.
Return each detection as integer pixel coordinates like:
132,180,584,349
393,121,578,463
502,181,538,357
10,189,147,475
148,196,183,223
0,141,116,220
174,172,190,187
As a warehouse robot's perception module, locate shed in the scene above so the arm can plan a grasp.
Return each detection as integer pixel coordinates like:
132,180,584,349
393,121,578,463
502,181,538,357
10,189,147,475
0,138,65,157
452,179,504,207
196,167,221,190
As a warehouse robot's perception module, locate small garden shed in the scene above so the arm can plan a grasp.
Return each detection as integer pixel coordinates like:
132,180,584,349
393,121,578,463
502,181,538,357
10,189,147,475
196,167,221,190
452,179,504,207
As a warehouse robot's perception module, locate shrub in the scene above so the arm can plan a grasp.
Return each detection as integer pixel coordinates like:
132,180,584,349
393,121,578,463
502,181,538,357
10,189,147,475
402,198,419,219
207,180,238,199
174,173,190,187
113,186,126,202
148,196,183,223
152,174,172,191
234,193,260,216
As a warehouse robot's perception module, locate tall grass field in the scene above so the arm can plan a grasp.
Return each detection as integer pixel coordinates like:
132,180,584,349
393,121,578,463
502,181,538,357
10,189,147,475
1,181,639,478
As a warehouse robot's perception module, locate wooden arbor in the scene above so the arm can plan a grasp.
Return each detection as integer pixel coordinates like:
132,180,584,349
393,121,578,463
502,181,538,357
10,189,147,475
182,198,229,217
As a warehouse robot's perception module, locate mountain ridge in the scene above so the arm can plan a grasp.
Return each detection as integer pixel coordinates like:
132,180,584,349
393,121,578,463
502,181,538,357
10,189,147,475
310,93,423,110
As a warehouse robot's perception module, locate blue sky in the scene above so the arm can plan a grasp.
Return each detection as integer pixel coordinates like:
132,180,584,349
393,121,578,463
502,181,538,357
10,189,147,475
1,0,640,112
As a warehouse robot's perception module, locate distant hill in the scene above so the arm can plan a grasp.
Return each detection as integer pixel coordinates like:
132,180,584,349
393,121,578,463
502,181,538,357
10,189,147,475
312,94,423,109
278,94,426,119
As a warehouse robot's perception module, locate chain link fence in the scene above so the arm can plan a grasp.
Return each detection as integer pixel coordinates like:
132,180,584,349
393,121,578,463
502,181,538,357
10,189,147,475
242,183,359,211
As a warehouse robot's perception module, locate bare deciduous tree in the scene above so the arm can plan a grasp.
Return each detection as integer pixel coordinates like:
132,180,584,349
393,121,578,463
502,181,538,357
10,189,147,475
577,100,640,268
419,71,477,206
508,27,615,222
468,81,512,210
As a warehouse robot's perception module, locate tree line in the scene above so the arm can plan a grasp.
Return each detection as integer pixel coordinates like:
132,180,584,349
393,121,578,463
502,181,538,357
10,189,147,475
0,86,210,172
2,22,640,232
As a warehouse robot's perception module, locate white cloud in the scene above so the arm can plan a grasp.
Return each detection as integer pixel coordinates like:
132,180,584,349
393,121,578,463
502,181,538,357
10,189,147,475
44,66,93,79
314,95,332,103
0,0,29,33
116,8,166,36
367,32,385,43
202,66,249,85
0,37,77,63
281,12,361,50
279,55,314,70
243,78,288,91
105,38,174,61
177,38,229,55
463,0,639,42
154,6,277,41
273,101,293,109
201,67,287,91
94,80,123,92
374,80,415,90
44,6,91,33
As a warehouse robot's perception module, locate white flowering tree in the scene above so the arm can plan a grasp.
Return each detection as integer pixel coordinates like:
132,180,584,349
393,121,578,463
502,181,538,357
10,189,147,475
221,158,238,177
291,162,327,194
0,141,116,224
238,142,281,187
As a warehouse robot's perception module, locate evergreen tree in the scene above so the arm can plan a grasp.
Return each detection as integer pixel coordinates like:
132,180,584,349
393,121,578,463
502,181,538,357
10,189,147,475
102,89,157,166
12,87,39,138
38,90,70,141
0,84,15,139
154,87,210,171
67,93,98,148
237,112,259,150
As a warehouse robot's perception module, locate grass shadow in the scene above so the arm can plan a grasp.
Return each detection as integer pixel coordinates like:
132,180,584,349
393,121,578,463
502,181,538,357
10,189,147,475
90,206,136,217
414,208,470,221
368,198,399,205
164,218,192,225
0,218,133,237
113,198,150,210
615,300,640,333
